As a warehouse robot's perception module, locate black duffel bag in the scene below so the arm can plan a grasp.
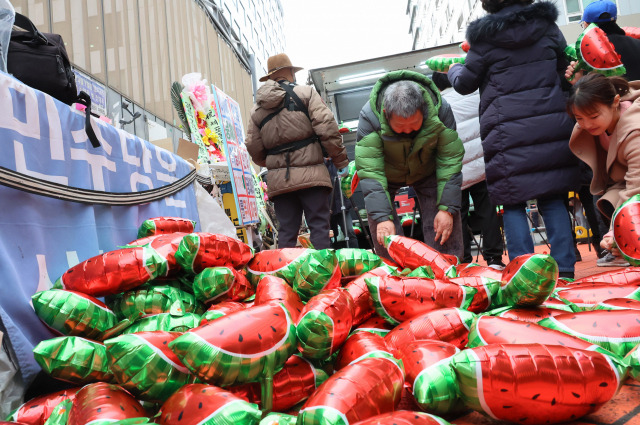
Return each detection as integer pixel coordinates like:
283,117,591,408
7,12,78,105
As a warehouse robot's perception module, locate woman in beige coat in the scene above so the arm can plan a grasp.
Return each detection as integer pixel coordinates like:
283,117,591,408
568,73,640,255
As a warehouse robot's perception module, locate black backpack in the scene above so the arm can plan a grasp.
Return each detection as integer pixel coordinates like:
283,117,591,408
8,13,78,105
7,13,100,148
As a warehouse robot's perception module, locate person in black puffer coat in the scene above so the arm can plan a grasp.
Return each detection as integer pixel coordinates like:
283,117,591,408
447,0,581,278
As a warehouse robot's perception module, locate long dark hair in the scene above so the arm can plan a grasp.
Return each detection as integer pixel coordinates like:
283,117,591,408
566,72,630,118
481,0,533,14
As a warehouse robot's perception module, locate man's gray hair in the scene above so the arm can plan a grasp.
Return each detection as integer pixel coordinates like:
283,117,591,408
383,80,426,118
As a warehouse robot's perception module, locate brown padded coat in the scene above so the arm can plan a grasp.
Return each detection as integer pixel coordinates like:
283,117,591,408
569,82,640,221
246,79,348,198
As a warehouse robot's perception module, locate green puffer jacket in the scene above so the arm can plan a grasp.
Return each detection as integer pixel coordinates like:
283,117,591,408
355,70,464,223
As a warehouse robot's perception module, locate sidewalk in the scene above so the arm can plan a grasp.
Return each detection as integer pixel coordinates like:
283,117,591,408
471,241,624,280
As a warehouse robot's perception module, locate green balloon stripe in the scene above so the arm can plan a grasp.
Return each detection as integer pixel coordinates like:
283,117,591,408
365,276,399,325
336,249,382,276
106,334,196,401
298,405,349,425
107,284,201,320
33,290,117,340
192,267,236,303
413,356,464,416
121,313,200,334
33,336,113,384
297,311,334,360
450,349,496,419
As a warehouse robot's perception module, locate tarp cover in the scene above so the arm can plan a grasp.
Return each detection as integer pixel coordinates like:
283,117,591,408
0,72,200,384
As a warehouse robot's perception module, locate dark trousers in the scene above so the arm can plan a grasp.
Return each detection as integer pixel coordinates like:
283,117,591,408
368,174,463,260
577,186,604,249
461,181,504,263
330,211,359,248
272,187,331,250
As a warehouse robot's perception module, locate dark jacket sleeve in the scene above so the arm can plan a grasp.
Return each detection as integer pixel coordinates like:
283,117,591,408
447,48,487,95
438,97,457,131
356,102,378,143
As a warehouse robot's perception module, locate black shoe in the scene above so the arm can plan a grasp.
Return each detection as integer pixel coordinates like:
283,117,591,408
558,271,574,279
487,259,506,271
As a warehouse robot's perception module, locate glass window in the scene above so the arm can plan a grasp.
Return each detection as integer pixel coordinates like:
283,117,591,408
566,0,580,14
223,4,232,23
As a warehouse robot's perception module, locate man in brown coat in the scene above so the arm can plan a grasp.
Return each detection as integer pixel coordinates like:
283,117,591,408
246,54,349,249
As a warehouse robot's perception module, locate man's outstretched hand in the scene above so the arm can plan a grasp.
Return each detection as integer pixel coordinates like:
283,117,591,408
376,220,396,246
434,210,454,245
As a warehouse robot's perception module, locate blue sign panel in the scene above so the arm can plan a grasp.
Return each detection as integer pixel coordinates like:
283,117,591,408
0,72,200,383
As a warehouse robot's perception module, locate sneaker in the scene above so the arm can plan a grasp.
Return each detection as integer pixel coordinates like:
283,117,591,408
487,260,506,271
596,252,630,267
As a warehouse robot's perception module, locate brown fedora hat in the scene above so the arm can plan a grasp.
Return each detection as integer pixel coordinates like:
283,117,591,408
259,53,303,82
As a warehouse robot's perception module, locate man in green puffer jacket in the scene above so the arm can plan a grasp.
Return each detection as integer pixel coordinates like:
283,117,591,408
355,70,464,259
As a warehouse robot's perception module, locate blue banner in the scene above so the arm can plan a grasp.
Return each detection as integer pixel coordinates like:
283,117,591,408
0,72,200,384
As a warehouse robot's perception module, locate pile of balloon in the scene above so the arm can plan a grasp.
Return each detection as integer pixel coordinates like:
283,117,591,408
6,195,640,425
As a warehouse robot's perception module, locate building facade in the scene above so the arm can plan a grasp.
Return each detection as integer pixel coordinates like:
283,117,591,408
209,0,285,78
408,0,484,49
9,0,283,147
409,0,640,50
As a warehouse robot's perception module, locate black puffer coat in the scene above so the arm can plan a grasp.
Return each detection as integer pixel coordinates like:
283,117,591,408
448,1,580,206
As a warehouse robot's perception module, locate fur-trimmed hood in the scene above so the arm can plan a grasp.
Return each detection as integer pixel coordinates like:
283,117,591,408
466,1,559,48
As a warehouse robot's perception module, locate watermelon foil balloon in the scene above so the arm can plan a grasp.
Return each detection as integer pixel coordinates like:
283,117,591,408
200,300,246,325
246,247,309,285
539,309,640,357
293,249,342,301
170,303,297,386
384,307,476,351
54,247,167,297
254,274,304,322
351,411,452,425
67,382,147,425
175,232,253,274
137,216,195,238
501,253,558,306
395,340,463,416
335,248,382,277
575,24,626,77
297,289,354,360
105,331,197,402
192,266,254,304
298,357,404,425
468,316,601,351
345,265,397,326
334,331,394,370
613,194,640,265
226,354,328,412
157,384,260,425
340,161,359,199
425,54,465,72
32,289,118,341
9,388,79,425
451,344,626,424
366,275,475,324
385,235,455,279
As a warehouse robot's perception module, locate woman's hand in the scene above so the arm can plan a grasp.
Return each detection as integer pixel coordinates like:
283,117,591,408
601,231,621,256
565,61,584,84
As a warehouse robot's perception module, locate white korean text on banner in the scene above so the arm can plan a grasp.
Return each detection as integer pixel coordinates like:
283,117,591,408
212,85,259,225
0,72,200,384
